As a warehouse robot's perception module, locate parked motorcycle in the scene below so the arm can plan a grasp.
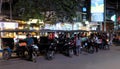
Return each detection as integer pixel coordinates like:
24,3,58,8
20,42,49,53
62,39,74,57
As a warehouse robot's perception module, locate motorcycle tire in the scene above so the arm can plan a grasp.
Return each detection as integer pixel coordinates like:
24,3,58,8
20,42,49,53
68,49,73,57
2,50,11,60
32,51,37,63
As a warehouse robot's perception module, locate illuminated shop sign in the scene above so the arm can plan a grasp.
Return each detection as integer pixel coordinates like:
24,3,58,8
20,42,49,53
91,0,104,22
44,22,83,30
83,7,87,12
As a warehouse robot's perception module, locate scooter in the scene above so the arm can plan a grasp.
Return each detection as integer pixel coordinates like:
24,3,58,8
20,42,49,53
31,44,39,62
46,42,56,60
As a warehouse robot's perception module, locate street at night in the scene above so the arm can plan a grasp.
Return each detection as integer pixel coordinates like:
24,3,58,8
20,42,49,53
0,0,120,69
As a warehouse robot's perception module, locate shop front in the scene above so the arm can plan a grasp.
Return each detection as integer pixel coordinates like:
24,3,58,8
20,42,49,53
44,22,84,31
0,22,18,51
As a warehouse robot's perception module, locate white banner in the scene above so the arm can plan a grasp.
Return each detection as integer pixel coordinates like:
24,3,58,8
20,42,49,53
0,22,18,29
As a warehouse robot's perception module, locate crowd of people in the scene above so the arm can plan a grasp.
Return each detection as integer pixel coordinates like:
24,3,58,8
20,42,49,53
3,31,118,61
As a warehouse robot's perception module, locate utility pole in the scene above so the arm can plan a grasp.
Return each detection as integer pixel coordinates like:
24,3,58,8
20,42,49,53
104,0,106,32
0,0,3,21
116,0,118,30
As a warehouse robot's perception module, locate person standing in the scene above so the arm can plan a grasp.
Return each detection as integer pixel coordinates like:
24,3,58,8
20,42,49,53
75,34,82,56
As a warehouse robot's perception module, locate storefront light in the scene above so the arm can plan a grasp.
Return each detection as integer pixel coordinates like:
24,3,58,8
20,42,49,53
26,19,44,24
85,21,89,25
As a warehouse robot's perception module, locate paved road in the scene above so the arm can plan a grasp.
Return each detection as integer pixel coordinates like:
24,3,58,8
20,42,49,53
0,46,120,69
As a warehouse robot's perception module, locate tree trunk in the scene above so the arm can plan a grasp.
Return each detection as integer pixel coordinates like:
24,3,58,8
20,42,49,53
9,0,12,21
0,0,2,13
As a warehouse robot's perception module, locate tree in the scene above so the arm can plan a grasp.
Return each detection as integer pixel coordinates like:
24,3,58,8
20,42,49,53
14,0,81,23
14,0,42,20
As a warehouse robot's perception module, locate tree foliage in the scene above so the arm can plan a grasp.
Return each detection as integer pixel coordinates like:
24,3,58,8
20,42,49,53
14,0,81,23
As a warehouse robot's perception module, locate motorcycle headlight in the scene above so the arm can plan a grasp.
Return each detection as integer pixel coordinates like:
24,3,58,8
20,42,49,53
107,39,109,42
68,42,71,44
51,43,54,45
